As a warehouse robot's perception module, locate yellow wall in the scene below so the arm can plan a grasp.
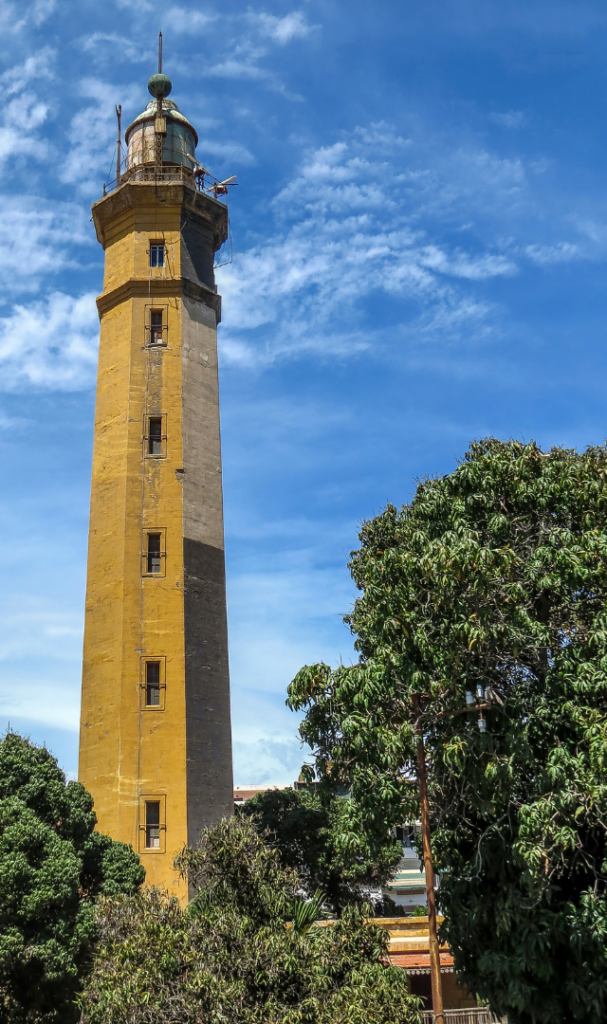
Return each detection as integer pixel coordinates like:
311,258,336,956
80,188,214,899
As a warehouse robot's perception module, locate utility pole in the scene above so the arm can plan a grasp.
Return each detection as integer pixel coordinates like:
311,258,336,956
413,693,444,1024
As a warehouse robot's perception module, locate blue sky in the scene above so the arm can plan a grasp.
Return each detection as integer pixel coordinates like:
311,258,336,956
3,0,607,784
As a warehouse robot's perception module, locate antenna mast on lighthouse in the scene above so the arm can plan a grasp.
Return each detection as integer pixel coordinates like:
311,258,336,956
155,31,165,175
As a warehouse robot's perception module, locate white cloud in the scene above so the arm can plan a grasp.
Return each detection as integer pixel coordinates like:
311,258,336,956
207,44,271,81
110,0,154,11
199,137,256,165
63,77,140,195
0,92,50,168
216,121,596,368
0,0,56,33
233,736,306,786
0,49,61,173
80,32,151,64
0,196,92,295
0,408,30,429
29,0,56,26
253,11,311,44
0,682,80,731
490,110,526,129
0,603,83,661
0,47,55,95
165,6,217,33
203,8,313,87
417,246,516,279
217,129,524,365
0,291,99,390
524,242,579,265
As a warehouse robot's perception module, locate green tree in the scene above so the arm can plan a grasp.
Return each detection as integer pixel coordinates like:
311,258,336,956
239,786,402,915
0,732,144,1024
288,440,607,1024
79,815,421,1024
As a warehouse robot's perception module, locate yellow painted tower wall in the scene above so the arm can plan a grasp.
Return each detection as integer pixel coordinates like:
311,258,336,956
79,179,233,897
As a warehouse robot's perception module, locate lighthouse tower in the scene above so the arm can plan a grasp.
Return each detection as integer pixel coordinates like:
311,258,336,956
78,57,233,897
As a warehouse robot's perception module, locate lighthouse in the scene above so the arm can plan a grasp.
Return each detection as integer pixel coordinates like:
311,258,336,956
78,52,234,897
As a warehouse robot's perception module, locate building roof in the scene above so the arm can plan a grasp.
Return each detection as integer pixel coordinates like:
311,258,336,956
386,860,426,894
233,784,289,802
388,950,455,974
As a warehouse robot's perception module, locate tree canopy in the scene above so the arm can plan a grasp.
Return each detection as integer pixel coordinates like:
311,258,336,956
288,439,607,1024
79,815,421,1024
239,786,402,915
0,732,144,1024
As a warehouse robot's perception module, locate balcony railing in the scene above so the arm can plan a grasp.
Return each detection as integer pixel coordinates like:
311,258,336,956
123,163,196,187
102,162,228,201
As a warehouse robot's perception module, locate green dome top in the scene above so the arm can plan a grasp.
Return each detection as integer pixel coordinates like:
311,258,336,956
148,73,172,98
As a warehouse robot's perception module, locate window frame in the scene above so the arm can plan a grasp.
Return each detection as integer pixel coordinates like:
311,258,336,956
149,241,165,269
144,304,169,348
139,795,166,853
144,414,167,459
140,656,166,710
142,528,167,578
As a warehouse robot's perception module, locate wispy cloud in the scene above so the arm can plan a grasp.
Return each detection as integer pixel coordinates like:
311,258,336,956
217,127,525,365
1,112,596,389
0,683,81,731
216,121,597,368
0,291,98,390
0,50,57,170
0,196,92,297
199,138,255,165
79,32,151,64
490,110,527,128
202,7,314,90
0,47,55,95
29,0,55,25
63,77,140,195
165,6,217,33
0,93,50,167
206,43,271,81
233,737,306,786
0,0,56,34
252,11,312,44
524,242,579,265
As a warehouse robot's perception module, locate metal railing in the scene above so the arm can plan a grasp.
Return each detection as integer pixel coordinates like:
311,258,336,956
123,164,196,186
421,1011,501,1024
102,162,228,201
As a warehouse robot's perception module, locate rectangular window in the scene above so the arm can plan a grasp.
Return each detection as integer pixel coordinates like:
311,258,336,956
150,310,163,345
141,656,166,710
139,794,166,853
145,661,161,706
149,242,165,268
144,415,167,458
145,800,161,849
142,529,166,577
145,304,168,348
148,417,162,455
147,533,161,574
